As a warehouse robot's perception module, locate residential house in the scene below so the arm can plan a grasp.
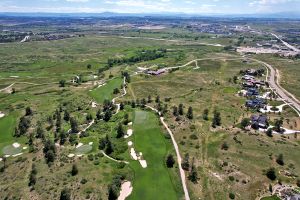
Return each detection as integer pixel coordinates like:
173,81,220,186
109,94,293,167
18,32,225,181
251,114,269,129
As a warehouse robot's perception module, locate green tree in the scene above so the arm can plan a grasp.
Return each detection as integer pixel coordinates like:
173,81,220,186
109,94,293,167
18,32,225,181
187,106,193,119
70,117,79,133
212,110,221,128
266,168,277,181
181,153,190,171
116,123,125,138
166,154,175,168
59,80,66,87
202,108,209,120
71,164,78,176
276,154,284,166
178,104,184,115
28,164,37,187
25,106,33,116
105,139,114,155
241,118,250,129
173,106,178,117
188,161,198,183
147,95,152,103
64,110,70,121
36,121,45,139
60,188,71,200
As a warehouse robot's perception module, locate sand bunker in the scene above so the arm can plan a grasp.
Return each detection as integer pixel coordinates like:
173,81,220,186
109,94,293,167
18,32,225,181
118,181,133,200
89,142,93,145
124,129,133,139
68,154,75,158
139,160,148,168
130,148,138,160
0,111,5,118
91,102,98,108
130,147,148,168
76,143,83,148
12,153,23,157
23,147,27,150
12,143,20,148
128,141,133,146
0,158,2,161
127,122,133,126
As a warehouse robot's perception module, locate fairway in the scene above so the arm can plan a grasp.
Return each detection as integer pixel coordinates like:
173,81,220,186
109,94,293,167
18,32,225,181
128,110,180,200
89,78,123,103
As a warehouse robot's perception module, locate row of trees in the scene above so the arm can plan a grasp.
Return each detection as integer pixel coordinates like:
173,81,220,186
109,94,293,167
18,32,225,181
181,153,198,183
107,49,167,68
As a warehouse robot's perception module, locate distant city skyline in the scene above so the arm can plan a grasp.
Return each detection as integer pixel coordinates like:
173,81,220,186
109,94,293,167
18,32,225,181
0,0,300,14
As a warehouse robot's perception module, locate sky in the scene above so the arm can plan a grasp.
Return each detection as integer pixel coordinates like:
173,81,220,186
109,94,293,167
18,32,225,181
0,0,299,14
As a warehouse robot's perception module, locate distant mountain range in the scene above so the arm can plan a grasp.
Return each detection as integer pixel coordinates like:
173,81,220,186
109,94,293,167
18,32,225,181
0,12,300,19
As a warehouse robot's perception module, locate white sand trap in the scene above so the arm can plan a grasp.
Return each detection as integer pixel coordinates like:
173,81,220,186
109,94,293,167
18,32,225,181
127,122,133,126
12,153,23,157
118,181,133,200
139,160,147,168
124,129,133,139
23,147,27,150
0,158,2,161
130,148,138,160
0,111,5,118
89,142,93,145
91,102,98,108
10,76,19,78
4,155,10,158
12,143,20,148
77,154,83,157
68,154,75,158
128,141,133,146
76,143,83,148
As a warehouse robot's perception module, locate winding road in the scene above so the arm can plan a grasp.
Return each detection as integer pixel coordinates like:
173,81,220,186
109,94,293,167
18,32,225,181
252,58,300,116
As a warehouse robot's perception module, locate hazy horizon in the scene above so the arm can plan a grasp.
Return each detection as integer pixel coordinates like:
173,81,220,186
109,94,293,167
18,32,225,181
0,0,300,15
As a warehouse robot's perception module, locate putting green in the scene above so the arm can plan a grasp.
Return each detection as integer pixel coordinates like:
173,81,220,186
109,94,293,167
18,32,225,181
75,145,92,155
128,110,180,200
2,145,22,156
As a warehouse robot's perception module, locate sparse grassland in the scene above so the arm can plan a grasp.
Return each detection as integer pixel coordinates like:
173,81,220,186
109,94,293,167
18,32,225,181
0,27,299,200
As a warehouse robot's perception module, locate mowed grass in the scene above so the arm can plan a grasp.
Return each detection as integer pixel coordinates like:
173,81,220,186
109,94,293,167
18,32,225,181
89,78,122,103
0,114,27,156
128,110,180,200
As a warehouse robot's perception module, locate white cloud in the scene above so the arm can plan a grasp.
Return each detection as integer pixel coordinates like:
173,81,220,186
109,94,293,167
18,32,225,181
66,0,89,2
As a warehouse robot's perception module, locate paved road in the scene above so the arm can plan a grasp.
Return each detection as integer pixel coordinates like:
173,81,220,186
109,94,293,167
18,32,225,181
271,33,300,52
252,58,300,116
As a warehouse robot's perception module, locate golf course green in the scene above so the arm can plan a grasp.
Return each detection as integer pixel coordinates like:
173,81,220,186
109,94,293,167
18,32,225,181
128,110,180,200
89,78,122,103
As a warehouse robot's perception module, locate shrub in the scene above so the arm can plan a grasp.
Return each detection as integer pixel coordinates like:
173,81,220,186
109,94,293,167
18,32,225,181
266,168,277,181
229,193,235,199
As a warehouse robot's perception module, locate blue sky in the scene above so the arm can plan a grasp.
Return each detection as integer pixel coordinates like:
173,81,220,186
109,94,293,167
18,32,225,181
0,0,299,14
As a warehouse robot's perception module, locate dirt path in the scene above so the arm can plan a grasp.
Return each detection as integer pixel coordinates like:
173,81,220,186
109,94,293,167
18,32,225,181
99,35,224,47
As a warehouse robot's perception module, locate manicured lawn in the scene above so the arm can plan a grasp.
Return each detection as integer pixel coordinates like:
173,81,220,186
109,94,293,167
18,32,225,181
0,114,27,156
128,110,180,200
89,78,122,104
